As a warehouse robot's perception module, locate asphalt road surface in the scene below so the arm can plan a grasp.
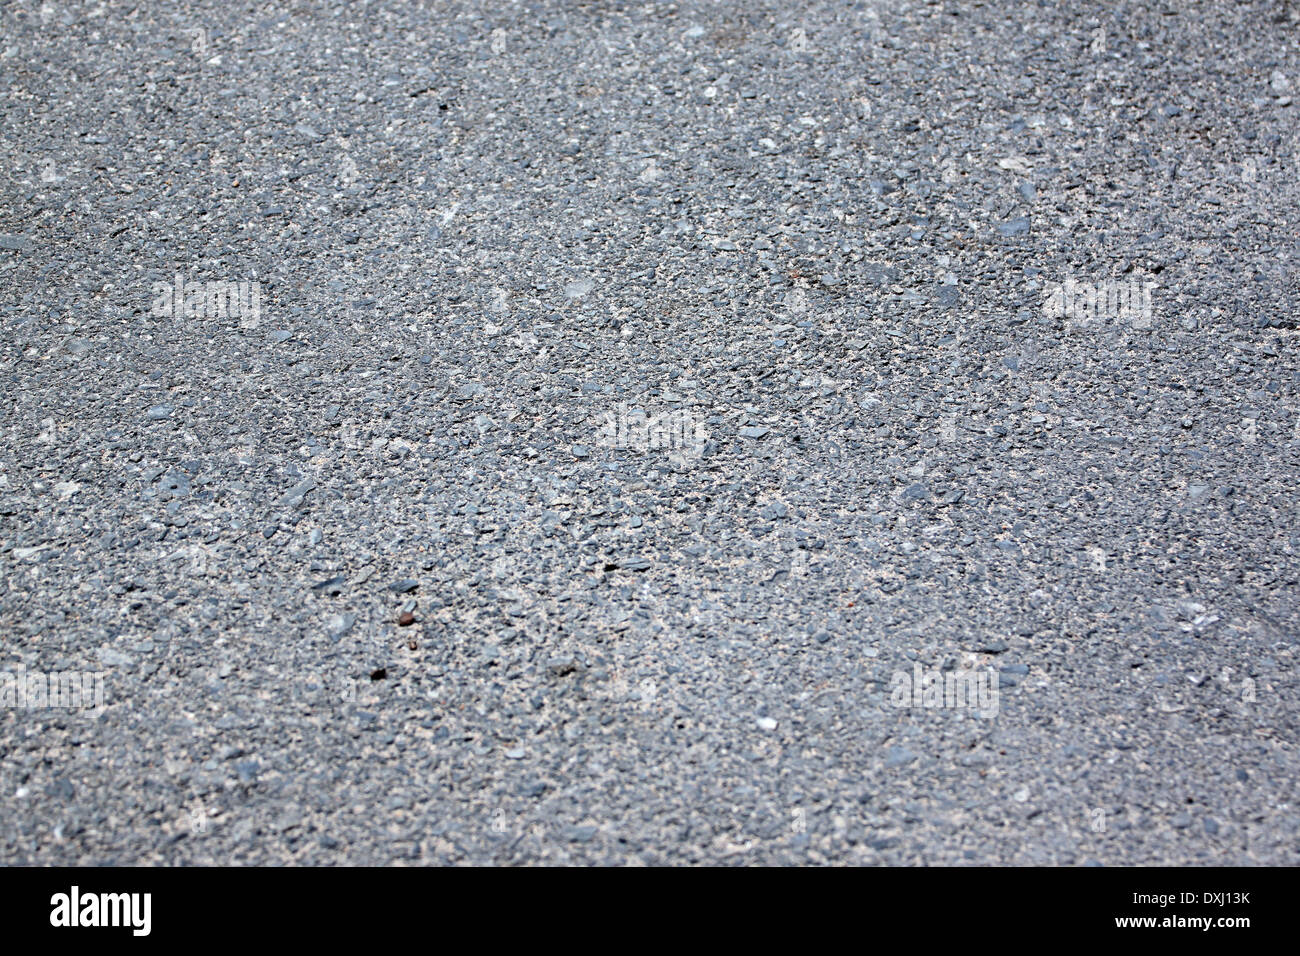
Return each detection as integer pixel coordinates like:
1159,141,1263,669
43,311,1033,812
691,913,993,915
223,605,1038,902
2,0,1298,865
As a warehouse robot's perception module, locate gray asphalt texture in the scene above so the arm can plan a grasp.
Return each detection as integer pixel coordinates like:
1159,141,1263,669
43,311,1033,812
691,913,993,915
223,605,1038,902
2,0,1299,865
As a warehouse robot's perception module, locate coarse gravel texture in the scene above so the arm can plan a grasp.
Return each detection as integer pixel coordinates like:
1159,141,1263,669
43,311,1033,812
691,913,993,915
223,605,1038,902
1,0,1299,865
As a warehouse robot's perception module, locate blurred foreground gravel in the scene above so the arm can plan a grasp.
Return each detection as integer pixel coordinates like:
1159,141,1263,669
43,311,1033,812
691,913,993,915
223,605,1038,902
1,0,1298,864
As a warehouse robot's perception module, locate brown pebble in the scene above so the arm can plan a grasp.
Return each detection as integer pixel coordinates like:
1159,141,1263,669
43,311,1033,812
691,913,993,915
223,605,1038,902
407,639,418,651
397,611,415,626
